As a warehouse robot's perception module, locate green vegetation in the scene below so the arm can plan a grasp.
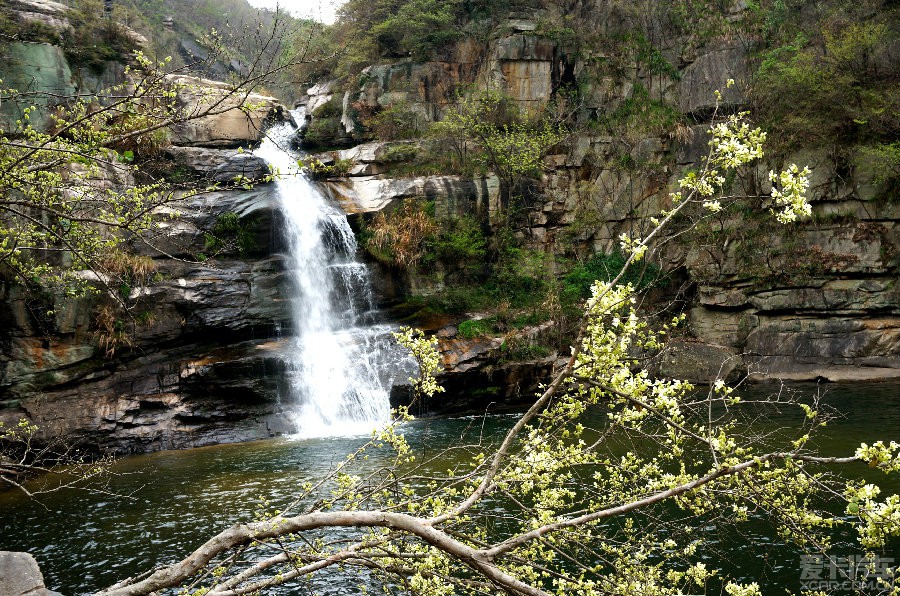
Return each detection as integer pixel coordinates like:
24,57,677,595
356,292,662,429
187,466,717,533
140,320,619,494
499,336,551,361
744,1,900,213
311,97,344,119
366,0,464,61
353,90,567,184
430,90,566,193
423,215,486,270
303,157,353,178
457,318,491,339
754,21,899,150
592,82,682,139
122,0,300,92
65,5,141,72
204,211,258,257
563,251,664,300
0,1,140,71
370,103,429,142
301,118,347,149
381,143,419,163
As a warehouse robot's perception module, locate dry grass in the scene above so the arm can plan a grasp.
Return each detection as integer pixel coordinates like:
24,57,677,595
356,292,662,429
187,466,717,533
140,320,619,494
93,304,134,358
99,250,157,279
366,201,438,267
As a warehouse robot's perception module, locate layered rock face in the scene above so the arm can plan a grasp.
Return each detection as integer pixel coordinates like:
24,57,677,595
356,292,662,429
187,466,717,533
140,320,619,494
0,181,298,452
300,7,900,385
0,36,300,451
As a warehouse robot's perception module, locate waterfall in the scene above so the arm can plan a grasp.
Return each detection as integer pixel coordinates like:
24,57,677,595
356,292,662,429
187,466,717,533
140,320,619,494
253,116,410,438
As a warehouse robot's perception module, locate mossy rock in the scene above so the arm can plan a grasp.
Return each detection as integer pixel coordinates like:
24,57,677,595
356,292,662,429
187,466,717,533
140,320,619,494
0,42,76,132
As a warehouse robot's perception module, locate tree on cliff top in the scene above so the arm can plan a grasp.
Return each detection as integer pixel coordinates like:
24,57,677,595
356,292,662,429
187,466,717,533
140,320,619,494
94,88,899,596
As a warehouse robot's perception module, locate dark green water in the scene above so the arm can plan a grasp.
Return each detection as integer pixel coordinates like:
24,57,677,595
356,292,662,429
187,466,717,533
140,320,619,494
1,383,898,594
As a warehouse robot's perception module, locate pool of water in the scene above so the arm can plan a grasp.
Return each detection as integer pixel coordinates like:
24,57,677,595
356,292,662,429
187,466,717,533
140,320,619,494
1,383,897,594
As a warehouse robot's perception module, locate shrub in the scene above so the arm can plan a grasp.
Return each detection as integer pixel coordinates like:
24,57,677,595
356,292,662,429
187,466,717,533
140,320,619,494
499,338,551,362
429,90,566,195
302,118,345,149
366,0,464,60
563,251,663,302
371,103,427,141
21,20,62,44
94,304,134,358
597,83,682,139
382,143,419,163
304,158,353,178
63,5,138,73
204,212,257,256
753,19,900,151
425,216,486,269
312,97,344,119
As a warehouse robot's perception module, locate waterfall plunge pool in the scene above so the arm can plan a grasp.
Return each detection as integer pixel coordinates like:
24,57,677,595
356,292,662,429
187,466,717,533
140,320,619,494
0,382,898,595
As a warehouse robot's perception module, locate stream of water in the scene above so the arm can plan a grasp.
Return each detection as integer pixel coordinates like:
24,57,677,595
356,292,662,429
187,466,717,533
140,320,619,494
253,118,412,437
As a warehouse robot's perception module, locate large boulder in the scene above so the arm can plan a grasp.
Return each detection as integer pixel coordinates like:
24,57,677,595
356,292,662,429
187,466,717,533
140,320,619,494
0,551,61,596
167,75,290,148
163,146,271,182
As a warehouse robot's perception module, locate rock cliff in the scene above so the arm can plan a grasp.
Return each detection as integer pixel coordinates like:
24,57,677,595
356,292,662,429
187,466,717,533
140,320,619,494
299,7,899,387
0,30,299,452
0,181,298,452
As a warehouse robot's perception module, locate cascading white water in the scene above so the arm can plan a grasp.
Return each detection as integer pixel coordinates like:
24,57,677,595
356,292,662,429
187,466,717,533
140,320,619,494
254,116,411,438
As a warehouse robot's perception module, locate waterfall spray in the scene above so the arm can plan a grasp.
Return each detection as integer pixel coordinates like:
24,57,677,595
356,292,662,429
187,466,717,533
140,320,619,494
254,117,410,437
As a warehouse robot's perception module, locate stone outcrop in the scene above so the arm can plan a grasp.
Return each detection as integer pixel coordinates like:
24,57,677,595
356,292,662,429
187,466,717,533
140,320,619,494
167,76,291,148
0,43,77,132
164,146,271,182
10,0,71,35
322,170,501,218
0,551,61,596
295,18,572,149
677,44,750,114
